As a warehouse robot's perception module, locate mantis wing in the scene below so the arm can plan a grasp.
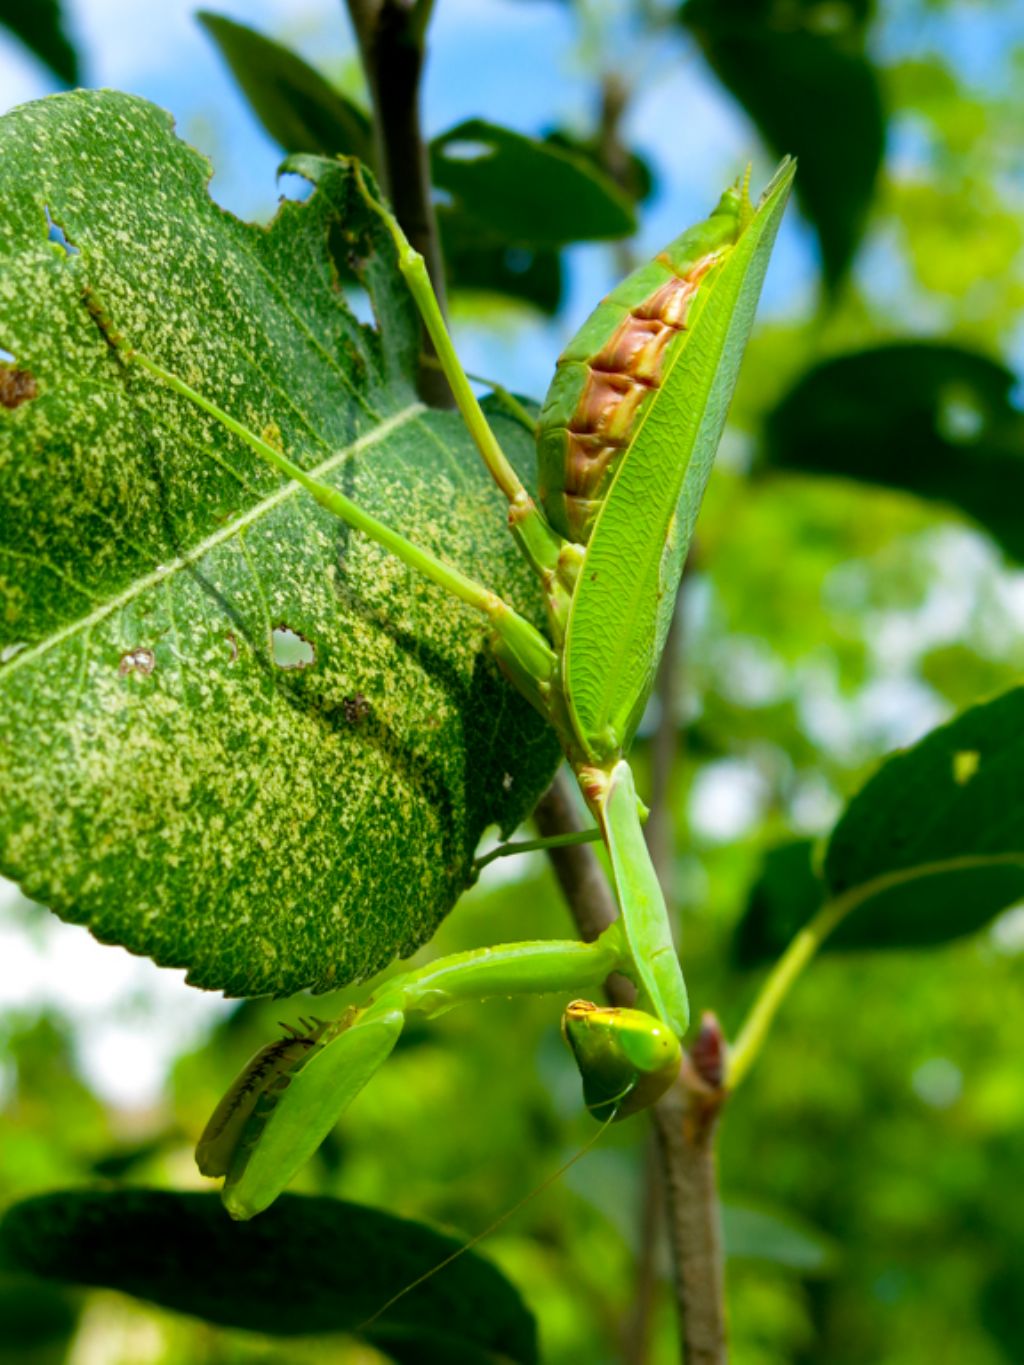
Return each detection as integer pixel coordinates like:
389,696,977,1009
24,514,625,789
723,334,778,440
564,160,795,763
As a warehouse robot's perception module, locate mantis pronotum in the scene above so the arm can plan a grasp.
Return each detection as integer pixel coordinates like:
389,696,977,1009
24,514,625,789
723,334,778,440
166,156,795,1217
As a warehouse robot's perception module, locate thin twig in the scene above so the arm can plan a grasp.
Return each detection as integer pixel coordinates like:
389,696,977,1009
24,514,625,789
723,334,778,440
537,770,730,1365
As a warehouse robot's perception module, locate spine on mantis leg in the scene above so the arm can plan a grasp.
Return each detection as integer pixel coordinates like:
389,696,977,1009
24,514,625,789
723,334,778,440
535,179,753,546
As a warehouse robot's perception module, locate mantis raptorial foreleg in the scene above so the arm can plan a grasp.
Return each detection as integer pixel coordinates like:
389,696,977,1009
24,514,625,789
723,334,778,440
205,920,684,1219
152,154,794,1215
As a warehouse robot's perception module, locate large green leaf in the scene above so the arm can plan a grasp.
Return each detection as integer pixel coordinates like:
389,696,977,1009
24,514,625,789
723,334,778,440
198,12,374,164
0,1190,537,1363
0,91,559,997
736,686,1024,961
681,0,884,286
0,0,79,87
765,343,1024,560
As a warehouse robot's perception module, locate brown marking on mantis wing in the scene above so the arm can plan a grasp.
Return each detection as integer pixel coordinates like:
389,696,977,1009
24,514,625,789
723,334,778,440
559,252,724,530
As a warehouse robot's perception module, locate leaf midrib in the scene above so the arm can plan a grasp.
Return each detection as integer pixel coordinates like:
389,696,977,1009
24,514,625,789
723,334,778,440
826,850,1024,929
1,402,424,681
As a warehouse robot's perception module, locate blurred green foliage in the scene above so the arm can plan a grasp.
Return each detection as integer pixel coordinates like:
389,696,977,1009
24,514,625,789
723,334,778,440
1,0,1022,1361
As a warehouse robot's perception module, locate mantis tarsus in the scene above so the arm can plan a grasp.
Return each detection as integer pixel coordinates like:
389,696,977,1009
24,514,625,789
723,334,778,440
174,154,795,1218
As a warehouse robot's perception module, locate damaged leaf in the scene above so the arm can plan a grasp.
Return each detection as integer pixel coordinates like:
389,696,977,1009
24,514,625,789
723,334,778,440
0,91,559,997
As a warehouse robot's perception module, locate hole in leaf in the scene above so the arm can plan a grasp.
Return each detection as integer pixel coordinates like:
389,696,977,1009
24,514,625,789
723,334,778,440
0,346,14,363
345,283,374,327
936,384,986,444
225,632,239,664
44,206,80,256
272,625,315,669
118,647,156,676
440,139,495,163
1,642,29,665
277,172,314,203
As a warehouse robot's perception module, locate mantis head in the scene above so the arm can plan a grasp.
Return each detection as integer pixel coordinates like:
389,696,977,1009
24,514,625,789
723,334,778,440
561,999,682,1122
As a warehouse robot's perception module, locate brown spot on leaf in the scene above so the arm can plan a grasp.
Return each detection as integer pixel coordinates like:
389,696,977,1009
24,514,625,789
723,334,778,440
343,692,371,725
0,367,37,410
225,632,239,664
119,647,156,676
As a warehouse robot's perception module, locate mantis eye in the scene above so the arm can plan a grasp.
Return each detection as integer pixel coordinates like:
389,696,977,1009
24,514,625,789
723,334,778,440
561,1000,681,1122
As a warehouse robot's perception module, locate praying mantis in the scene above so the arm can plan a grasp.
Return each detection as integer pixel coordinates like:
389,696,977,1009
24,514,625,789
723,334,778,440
179,155,795,1218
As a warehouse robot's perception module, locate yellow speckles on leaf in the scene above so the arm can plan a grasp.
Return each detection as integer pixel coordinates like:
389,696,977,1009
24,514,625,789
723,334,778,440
260,420,284,451
953,750,981,785
0,90,560,998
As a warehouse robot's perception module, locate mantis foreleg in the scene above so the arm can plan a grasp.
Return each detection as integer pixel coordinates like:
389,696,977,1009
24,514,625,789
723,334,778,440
215,924,629,1219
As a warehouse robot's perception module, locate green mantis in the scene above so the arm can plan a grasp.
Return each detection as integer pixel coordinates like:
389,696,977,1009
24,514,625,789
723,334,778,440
179,154,795,1218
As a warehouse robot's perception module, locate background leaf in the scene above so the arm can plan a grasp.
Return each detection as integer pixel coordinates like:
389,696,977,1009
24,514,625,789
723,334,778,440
0,0,79,87
430,118,636,248
681,0,884,286
722,1202,838,1274
438,213,563,313
0,91,559,997
734,839,823,967
764,342,1024,560
737,686,1024,959
0,1275,78,1364
0,1190,537,1363
198,12,374,164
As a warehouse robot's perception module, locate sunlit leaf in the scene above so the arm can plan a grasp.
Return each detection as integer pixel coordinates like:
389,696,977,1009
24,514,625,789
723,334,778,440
0,91,558,997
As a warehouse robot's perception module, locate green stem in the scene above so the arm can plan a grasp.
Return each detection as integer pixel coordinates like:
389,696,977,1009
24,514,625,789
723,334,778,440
726,897,848,1091
129,350,557,690
420,355,538,436
473,827,603,872
727,850,1024,1090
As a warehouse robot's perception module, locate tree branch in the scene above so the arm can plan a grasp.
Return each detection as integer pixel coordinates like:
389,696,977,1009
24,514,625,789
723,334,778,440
651,1075,727,1365
537,769,730,1365
346,0,452,406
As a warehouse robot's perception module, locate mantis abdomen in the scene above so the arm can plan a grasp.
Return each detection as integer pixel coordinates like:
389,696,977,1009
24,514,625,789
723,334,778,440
536,183,750,545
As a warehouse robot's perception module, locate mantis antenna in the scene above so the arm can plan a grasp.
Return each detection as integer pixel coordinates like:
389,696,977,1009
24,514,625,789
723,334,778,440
356,1101,625,1334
